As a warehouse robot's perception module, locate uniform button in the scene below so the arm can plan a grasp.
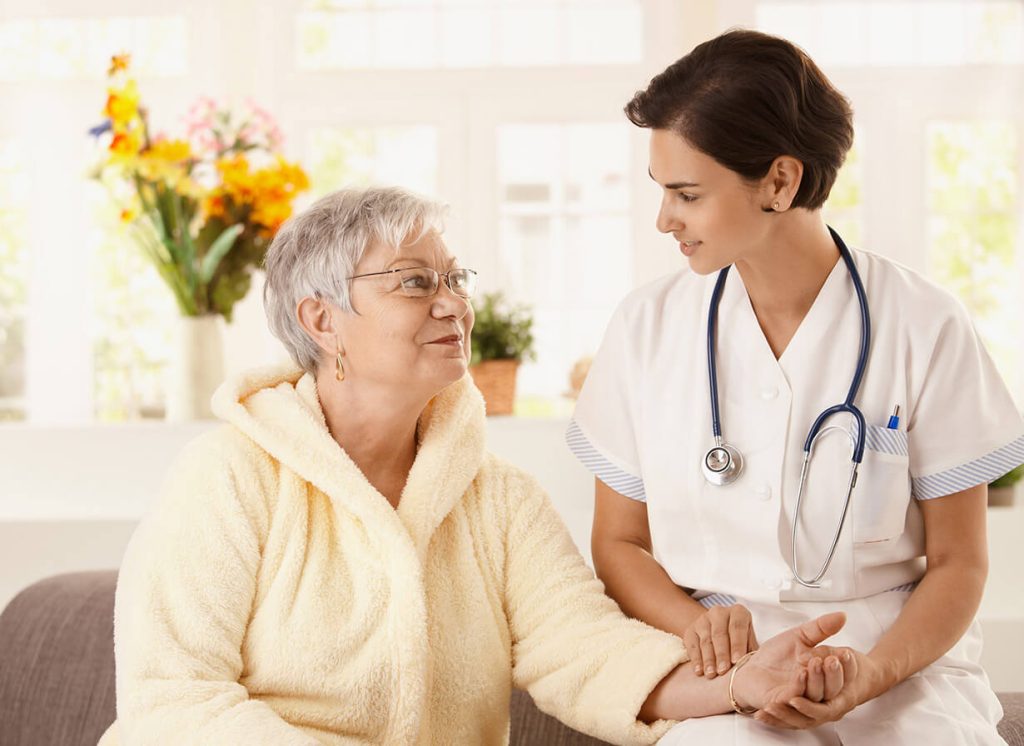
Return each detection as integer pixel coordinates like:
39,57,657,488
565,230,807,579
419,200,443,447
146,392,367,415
754,483,772,501
760,385,778,400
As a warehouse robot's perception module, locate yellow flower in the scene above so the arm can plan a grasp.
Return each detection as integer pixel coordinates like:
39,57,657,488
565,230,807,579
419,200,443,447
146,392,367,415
241,157,309,234
138,138,192,186
147,138,191,162
108,53,131,77
104,80,140,129
120,207,138,223
109,128,143,160
203,192,228,221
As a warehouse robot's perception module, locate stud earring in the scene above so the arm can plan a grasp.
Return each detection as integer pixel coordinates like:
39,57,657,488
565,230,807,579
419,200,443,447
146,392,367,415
772,201,781,211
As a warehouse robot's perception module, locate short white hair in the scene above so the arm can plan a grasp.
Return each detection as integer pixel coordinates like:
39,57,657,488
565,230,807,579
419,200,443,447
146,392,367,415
263,186,447,374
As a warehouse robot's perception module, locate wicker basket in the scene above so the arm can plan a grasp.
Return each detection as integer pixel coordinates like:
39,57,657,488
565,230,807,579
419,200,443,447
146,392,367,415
469,359,520,416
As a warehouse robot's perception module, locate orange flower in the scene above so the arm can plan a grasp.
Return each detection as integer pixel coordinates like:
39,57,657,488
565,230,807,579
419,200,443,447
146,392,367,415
120,207,138,223
203,193,227,220
108,53,131,77
109,129,142,159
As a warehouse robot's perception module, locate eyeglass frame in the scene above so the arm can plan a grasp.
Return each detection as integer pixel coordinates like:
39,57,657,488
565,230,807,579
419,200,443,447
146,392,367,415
345,266,478,298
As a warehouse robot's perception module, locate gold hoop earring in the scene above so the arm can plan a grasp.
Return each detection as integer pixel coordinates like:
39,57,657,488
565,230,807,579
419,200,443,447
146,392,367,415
335,351,345,382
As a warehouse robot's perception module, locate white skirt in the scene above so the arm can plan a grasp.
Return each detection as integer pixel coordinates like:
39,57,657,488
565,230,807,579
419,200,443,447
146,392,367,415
657,590,1005,746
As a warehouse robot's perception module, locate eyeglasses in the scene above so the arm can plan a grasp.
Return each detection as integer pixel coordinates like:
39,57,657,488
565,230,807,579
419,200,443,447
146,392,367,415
347,267,478,299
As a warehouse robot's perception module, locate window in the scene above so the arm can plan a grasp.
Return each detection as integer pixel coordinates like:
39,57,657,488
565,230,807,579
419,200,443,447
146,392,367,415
927,121,1021,394
822,133,865,248
0,16,187,81
756,1,1024,67
296,0,643,70
497,123,631,409
0,139,28,421
307,126,438,197
90,191,177,421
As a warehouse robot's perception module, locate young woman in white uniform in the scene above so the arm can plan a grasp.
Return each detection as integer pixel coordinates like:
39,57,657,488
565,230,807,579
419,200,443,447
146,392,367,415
570,30,1024,745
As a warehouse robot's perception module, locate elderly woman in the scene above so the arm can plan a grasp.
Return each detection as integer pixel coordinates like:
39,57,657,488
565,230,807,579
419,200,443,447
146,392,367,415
98,187,856,746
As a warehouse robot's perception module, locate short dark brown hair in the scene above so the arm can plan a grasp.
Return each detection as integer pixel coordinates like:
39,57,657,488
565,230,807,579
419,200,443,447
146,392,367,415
625,29,854,210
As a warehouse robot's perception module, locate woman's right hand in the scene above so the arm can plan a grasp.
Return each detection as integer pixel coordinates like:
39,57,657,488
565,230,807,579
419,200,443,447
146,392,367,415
682,604,758,679
730,612,854,712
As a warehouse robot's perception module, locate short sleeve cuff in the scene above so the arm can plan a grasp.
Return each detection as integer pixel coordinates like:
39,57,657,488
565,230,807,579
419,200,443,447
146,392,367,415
565,419,646,502
912,433,1024,501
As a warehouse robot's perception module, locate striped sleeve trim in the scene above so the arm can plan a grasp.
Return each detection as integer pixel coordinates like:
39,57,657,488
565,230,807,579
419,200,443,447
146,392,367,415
912,434,1024,501
887,582,919,593
565,419,646,502
697,593,738,609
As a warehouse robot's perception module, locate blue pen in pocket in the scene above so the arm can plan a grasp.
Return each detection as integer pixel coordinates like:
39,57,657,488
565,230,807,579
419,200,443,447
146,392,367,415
887,405,900,430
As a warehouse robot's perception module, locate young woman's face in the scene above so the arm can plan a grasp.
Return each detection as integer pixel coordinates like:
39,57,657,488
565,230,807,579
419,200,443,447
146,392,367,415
649,129,773,275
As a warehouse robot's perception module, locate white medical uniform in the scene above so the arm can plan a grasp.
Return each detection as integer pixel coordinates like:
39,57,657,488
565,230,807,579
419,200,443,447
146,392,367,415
569,247,1024,745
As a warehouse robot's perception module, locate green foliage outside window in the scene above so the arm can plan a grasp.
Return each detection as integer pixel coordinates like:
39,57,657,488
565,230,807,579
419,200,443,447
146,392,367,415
928,122,1019,392
92,197,175,421
0,143,27,421
823,138,864,248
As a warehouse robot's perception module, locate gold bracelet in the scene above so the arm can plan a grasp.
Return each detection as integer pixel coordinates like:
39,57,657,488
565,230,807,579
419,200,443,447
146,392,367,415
728,650,758,715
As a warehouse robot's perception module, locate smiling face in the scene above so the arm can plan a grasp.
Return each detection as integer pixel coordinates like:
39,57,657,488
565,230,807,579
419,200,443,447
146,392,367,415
332,228,474,397
649,129,777,275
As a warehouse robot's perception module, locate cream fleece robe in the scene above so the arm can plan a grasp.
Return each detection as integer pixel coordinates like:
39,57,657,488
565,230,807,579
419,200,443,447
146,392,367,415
98,366,688,745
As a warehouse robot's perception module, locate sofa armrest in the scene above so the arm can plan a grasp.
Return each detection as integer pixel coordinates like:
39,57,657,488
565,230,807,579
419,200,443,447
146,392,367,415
0,570,119,746
510,689,614,745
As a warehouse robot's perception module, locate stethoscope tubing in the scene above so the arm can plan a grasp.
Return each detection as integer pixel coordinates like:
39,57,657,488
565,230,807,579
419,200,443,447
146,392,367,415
703,226,872,588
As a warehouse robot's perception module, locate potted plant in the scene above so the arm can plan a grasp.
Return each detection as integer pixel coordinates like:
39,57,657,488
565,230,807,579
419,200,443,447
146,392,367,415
89,54,309,420
469,293,536,416
989,465,1023,507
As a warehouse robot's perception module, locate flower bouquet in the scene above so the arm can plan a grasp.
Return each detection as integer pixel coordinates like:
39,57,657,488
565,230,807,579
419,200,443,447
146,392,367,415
90,53,309,322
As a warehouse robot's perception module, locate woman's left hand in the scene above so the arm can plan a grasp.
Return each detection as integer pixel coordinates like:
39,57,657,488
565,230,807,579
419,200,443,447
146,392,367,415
754,647,882,730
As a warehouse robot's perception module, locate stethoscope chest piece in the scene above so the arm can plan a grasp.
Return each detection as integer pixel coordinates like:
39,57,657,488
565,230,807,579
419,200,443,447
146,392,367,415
702,442,744,486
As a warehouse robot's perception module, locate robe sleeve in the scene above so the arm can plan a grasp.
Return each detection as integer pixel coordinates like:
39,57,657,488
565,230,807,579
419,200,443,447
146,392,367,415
907,297,1024,500
502,466,688,746
108,433,323,746
567,301,648,501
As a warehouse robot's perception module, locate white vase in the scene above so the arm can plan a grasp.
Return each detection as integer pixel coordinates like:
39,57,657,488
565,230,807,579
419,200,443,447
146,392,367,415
166,315,224,422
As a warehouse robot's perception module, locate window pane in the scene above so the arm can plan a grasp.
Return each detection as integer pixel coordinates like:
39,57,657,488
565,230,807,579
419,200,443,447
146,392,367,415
0,16,187,81
0,140,28,421
374,10,436,68
439,8,492,68
927,121,1020,397
757,1,1024,66
823,131,865,247
497,122,631,403
90,191,177,421
307,126,438,197
566,2,642,65
297,0,643,70
498,6,560,66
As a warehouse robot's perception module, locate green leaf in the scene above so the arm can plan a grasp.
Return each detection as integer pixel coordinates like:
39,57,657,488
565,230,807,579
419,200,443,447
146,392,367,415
199,223,244,285
469,292,536,364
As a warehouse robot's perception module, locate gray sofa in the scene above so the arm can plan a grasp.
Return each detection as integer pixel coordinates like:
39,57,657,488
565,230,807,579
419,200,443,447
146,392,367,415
0,571,1021,746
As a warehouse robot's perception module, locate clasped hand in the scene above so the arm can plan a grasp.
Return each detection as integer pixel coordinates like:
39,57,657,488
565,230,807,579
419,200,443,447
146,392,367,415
689,607,869,729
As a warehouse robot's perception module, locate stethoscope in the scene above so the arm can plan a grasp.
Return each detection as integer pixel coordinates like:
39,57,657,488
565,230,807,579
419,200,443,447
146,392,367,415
701,226,871,589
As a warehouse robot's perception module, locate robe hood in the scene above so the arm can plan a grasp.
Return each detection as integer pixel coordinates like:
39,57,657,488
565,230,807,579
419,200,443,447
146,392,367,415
210,364,487,558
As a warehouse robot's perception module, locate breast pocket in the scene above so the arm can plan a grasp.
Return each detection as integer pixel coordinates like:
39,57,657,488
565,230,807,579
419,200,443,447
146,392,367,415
852,425,912,544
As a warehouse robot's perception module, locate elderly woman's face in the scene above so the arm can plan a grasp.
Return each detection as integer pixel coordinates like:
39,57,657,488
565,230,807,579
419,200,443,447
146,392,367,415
337,229,473,394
